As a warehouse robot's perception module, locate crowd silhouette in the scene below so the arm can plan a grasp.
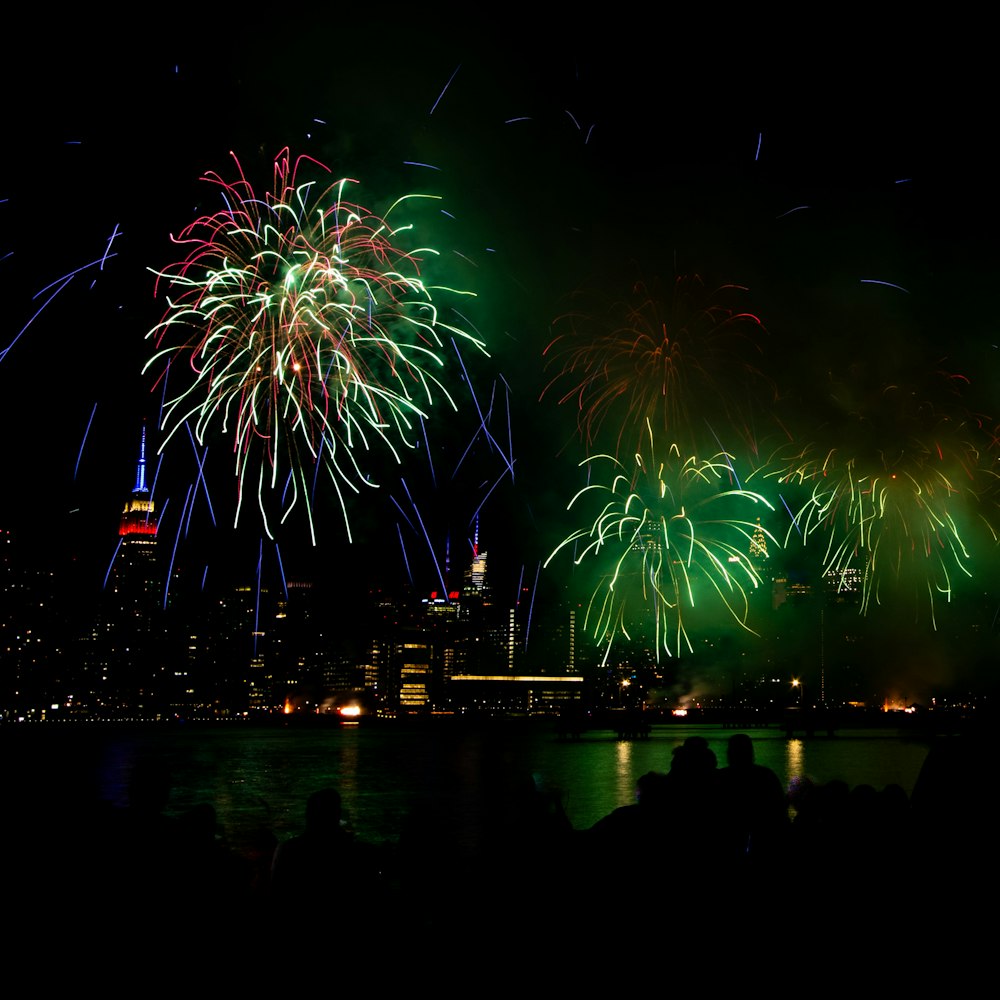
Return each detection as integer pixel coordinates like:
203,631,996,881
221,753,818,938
8,729,992,955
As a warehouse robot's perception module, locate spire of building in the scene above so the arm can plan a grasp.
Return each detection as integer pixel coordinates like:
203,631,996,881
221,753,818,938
133,423,148,494
466,519,488,594
120,427,157,537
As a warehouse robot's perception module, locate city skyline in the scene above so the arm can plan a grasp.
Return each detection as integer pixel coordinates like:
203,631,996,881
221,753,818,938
2,419,994,720
2,20,998,709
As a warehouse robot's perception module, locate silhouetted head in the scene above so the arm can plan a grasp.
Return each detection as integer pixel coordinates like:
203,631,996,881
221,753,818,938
671,736,717,776
635,770,669,807
727,733,754,767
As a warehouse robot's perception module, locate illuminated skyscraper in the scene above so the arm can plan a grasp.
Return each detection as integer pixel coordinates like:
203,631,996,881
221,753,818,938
749,517,769,562
113,426,160,634
118,425,157,541
86,427,165,714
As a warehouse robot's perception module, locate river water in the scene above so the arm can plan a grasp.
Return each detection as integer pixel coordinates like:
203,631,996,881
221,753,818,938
7,721,931,853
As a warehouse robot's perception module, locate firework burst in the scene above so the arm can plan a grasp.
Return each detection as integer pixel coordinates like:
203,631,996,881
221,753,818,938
542,274,771,459
760,370,998,626
546,422,776,659
145,149,482,541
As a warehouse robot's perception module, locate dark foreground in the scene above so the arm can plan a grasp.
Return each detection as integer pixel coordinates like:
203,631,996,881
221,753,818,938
6,727,996,974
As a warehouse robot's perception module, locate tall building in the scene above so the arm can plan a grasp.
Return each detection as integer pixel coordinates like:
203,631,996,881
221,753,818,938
113,426,160,623
749,517,769,563
84,427,166,714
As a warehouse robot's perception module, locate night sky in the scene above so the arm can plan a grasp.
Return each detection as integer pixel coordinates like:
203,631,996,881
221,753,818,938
3,16,998,688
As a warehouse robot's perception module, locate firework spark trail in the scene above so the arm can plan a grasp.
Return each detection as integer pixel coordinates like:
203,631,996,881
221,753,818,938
309,436,327,509
429,64,461,115
155,496,169,533
185,424,217,527
451,340,514,477
275,542,288,600
448,378,512,484
421,416,437,488
149,455,164,513
485,381,496,428
254,539,262,656
397,523,414,588
145,149,483,541
779,493,802,537
524,561,541,652
184,479,198,539
469,460,517,527
99,225,121,270
165,487,193,609
156,362,170,430
1,275,73,362
32,253,119,298
390,493,417,534
860,279,910,293
402,477,448,597
75,403,98,480
706,420,743,488
504,380,514,484
451,251,477,268
452,426,483,480
102,538,124,590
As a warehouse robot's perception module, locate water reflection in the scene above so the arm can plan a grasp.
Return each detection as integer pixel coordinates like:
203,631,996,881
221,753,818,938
614,739,635,804
785,738,805,785
7,723,931,846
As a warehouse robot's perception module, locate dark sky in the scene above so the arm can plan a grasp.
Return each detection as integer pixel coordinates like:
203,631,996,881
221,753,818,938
2,16,997,659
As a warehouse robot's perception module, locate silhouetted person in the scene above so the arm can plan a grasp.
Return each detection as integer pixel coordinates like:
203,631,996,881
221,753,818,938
586,771,672,904
717,733,788,875
270,788,354,903
175,802,253,903
590,770,671,852
662,736,724,882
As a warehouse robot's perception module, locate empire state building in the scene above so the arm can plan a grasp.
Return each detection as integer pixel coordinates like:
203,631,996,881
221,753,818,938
119,424,157,542
91,426,164,713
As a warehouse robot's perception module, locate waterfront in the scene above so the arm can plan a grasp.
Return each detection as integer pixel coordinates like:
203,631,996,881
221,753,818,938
7,721,932,851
